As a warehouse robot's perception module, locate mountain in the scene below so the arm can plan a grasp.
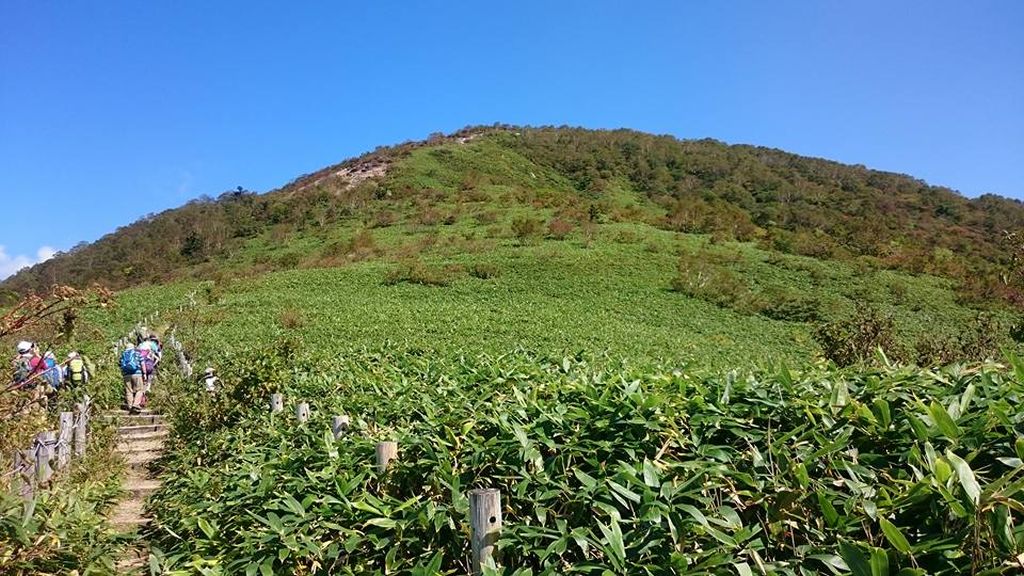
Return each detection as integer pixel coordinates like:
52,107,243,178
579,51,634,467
5,125,1023,306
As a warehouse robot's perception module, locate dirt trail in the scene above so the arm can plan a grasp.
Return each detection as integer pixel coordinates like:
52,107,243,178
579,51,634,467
107,410,168,574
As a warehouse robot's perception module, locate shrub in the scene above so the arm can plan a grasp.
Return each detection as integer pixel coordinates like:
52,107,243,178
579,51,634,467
469,263,500,279
511,217,542,244
758,288,823,323
276,252,302,269
814,305,902,366
546,217,574,240
383,260,454,287
278,307,306,330
670,251,750,309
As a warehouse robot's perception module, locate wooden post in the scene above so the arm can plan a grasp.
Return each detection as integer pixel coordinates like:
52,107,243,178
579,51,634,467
270,393,284,413
35,431,55,485
57,412,73,469
470,488,502,574
74,400,88,456
331,415,350,439
13,450,34,499
376,441,398,473
296,402,310,422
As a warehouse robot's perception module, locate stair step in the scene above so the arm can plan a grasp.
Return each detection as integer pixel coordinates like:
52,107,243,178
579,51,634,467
118,424,167,435
127,479,161,497
108,414,166,426
118,430,169,442
124,451,160,468
107,409,157,416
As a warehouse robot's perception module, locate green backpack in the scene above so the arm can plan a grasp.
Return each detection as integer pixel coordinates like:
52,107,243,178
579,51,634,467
68,357,88,386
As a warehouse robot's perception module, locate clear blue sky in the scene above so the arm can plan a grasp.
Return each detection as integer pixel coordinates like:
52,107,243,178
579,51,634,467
1,1,1022,278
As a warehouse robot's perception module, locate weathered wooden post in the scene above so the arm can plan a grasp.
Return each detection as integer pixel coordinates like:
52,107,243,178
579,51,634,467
296,402,310,422
13,449,34,499
470,488,502,574
57,412,73,469
376,441,398,473
35,431,55,485
270,393,284,413
74,400,88,456
331,415,350,439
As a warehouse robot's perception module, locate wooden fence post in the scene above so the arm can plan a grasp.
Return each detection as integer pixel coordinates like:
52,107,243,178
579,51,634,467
74,400,88,457
331,415,350,439
376,442,398,473
470,488,502,574
270,393,284,413
296,402,310,422
35,431,55,485
13,449,34,499
57,412,73,469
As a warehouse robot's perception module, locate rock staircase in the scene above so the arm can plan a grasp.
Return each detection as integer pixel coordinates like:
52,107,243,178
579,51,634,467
107,409,169,573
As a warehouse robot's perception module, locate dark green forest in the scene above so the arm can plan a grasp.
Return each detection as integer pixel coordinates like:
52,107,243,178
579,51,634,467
5,125,1024,307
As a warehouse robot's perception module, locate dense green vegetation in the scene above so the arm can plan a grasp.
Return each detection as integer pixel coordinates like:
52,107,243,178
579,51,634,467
6,126,1024,574
5,126,1024,309
142,344,1024,575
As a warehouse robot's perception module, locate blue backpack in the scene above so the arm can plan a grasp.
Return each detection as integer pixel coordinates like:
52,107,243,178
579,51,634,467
119,348,142,375
42,365,62,390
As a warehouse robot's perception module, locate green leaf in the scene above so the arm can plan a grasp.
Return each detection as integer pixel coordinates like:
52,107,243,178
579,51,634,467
597,517,626,568
573,469,597,489
817,492,840,528
197,517,216,539
733,561,753,576
365,517,398,529
642,458,661,488
869,547,889,576
928,401,961,439
839,541,872,576
607,479,641,503
878,518,911,554
946,450,981,506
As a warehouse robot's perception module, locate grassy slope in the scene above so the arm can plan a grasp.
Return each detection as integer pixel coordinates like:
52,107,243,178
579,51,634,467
87,136,1009,371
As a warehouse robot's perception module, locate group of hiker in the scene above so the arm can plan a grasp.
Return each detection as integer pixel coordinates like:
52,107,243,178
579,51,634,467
11,340,94,407
12,329,221,414
119,333,162,414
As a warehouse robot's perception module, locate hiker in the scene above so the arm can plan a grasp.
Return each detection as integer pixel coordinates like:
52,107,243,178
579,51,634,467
120,343,145,414
65,351,94,389
201,367,220,393
139,334,162,391
40,350,63,404
12,341,45,389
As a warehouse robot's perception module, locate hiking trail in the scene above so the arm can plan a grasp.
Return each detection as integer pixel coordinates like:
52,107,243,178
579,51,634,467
108,408,168,573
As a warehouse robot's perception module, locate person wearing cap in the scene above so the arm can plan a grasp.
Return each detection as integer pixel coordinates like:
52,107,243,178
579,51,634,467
12,341,45,387
120,343,146,414
138,334,162,391
201,367,220,393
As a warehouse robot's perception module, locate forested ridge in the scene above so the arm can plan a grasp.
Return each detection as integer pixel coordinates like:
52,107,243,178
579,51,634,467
5,125,1023,306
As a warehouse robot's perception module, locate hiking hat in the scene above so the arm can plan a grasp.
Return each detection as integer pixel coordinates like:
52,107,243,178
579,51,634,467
204,367,216,375
67,351,79,359
16,341,32,354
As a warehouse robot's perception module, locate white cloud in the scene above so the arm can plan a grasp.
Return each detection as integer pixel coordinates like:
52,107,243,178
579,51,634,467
0,245,58,280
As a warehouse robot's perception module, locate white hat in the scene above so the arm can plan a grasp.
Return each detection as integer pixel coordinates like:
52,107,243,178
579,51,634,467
204,367,216,375
67,351,79,359
16,341,32,354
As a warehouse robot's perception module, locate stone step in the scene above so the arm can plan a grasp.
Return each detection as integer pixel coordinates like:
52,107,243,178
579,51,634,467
127,478,161,498
106,409,157,416
124,451,160,469
107,414,166,426
117,430,169,444
118,424,167,435
116,439,166,454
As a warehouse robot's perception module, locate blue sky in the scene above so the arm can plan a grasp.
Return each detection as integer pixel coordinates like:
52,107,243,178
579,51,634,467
1,1,1022,278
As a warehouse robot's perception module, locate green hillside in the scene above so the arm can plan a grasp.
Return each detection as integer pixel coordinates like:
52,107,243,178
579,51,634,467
6,126,1024,307
7,127,1024,574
